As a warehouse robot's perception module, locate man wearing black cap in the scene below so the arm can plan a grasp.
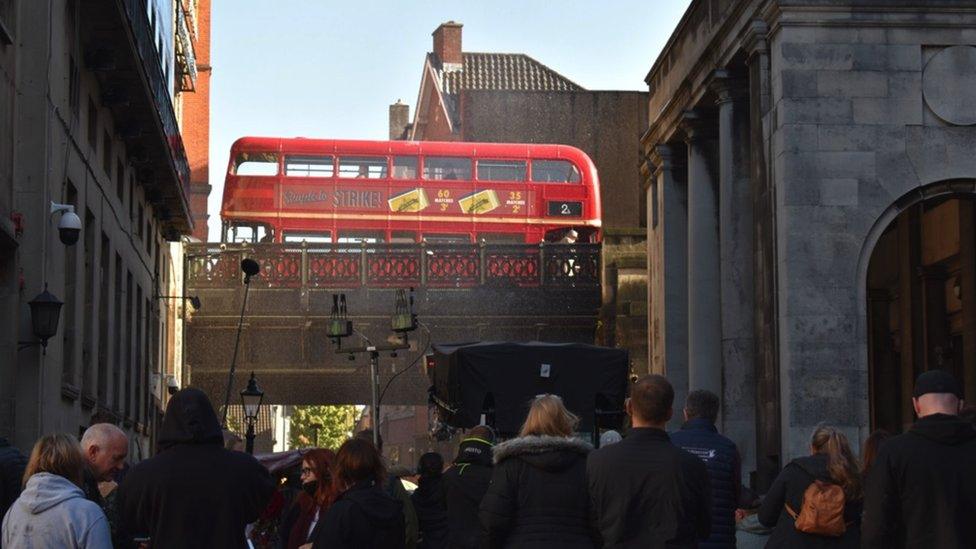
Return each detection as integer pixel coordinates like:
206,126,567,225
862,370,976,548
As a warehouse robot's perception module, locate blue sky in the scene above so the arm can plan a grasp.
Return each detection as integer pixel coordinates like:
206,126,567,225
207,0,692,240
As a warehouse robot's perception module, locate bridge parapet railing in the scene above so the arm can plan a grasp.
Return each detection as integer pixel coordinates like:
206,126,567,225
184,242,600,290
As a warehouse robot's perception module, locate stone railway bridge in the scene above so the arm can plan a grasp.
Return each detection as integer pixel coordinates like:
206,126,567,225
183,242,601,406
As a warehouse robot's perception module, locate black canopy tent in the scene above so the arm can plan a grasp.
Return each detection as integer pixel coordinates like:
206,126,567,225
428,341,629,439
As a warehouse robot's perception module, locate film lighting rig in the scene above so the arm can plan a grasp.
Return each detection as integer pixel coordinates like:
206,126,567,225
327,288,420,448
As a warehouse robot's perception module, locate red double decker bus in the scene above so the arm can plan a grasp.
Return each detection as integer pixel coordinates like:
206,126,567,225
220,137,601,245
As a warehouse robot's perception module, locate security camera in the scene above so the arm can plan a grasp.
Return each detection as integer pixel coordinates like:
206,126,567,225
51,202,81,246
166,375,179,395
58,211,82,245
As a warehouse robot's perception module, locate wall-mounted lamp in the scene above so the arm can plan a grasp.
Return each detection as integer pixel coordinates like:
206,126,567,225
18,284,63,353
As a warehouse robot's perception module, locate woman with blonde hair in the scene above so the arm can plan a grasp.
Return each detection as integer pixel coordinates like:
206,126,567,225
758,424,863,548
1,433,111,548
479,394,597,548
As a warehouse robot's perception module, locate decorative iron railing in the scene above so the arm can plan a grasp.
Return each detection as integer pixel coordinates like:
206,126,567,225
185,242,601,290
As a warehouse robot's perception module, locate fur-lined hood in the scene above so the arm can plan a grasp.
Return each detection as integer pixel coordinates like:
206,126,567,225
492,435,592,471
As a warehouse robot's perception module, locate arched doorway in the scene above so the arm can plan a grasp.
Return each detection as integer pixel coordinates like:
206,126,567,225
866,191,976,433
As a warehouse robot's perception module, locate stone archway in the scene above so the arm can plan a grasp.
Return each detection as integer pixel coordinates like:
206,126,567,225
858,181,976,434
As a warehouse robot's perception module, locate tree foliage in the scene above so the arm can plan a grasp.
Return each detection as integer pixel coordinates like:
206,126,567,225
289,405,359,450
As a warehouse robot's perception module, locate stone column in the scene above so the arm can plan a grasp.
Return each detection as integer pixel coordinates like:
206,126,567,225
744,18,780,491
712,70,756,475
648,144,689,429
682,110,722,398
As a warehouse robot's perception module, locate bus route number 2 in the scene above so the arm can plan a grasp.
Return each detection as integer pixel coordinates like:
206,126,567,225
547,201,582,217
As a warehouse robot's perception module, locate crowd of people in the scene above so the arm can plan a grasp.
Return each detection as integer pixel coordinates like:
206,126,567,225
0,369,974,548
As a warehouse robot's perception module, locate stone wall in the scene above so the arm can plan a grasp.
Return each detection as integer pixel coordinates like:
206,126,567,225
641,0,976,485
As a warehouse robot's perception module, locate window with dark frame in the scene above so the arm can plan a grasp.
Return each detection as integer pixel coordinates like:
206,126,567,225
68,55,80,119
103,132,113,178
87,98,98,150
116,159,124,202
0,0,15,45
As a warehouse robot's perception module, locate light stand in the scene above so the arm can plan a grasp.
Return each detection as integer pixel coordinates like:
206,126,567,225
222,258,261,426
328,288,418,448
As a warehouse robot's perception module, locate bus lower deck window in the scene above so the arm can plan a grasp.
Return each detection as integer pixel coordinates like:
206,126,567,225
283,231,332,243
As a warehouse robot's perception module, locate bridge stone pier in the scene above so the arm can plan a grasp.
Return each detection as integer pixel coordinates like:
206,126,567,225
183,242,601,406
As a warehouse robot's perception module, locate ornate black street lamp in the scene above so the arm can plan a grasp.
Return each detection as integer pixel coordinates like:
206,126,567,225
240,372,264,455
18,284,64,353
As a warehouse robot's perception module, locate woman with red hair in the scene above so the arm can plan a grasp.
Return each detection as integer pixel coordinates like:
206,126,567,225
280,448,337,549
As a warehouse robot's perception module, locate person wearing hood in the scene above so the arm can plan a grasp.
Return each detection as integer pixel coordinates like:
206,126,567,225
862,370,976,548
757,425,862,548
312,438,405,548
115,387,275,548
1,433,111,548
479,394,597,549
411,452,448,549
443,426,494,549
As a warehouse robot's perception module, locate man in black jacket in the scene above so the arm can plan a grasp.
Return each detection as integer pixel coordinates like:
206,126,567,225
669,390,740,549
863,370,976,548
442,426,494,549
116,388,274,548
0,436,27,549
587,375,711,548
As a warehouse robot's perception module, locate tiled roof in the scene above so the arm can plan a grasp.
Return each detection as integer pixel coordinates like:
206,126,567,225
433,52,585,95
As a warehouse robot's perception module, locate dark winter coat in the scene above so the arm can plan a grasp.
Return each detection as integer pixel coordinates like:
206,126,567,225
443,437,493,549
757,453,861,548
479,434,597,549
115,388,275,549
0,437,27,549
862,413,976,549
412,474,448,549
669,418,741,549
312,479,405,549
586,427,711,548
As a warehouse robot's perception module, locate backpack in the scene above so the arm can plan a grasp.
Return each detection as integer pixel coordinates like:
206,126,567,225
785,479,847,537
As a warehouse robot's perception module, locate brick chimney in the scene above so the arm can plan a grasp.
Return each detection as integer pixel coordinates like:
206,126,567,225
432,21,463,69
389,100,410,140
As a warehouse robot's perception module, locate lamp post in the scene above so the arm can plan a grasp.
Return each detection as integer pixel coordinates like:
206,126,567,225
240,372,264,455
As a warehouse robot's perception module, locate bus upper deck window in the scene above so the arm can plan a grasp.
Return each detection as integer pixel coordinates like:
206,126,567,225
392,156,418,179
285,155,334,177
477,160,527,182
339,157,388,179
233,152,278,176
227,223,272,243
531,160,581,183
424,157,471,181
